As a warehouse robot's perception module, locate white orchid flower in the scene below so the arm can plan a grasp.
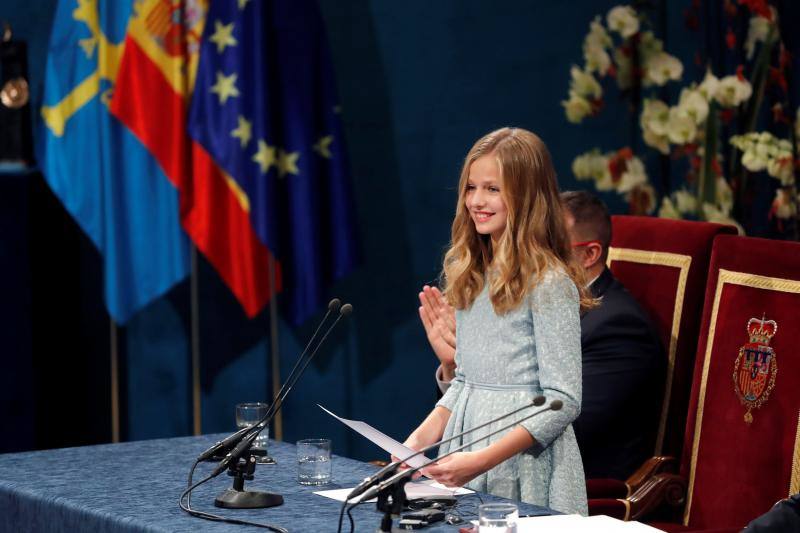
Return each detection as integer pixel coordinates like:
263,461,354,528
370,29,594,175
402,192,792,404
677,87,709,125
667,107,698,144
563,93,593,123
642,129,669,155
583,17,613,75
572,152,594,179
741,149,768,172
644,52,683,86
658,196,681,219
586,16,612,48
607,5,640,38
698,70,720,101
714,75,753,107
569,66,602,98
616,157,647,193
585,43,612,76
772,189,797,219
716,177,733,213
641,98,670,136
595,171,615,191
744,16,772,59
674,189,698,214
767,157,794,186
702,203,744,234
572,150,610,182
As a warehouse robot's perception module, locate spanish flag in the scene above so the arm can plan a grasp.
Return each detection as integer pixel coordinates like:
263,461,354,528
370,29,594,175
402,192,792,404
111,0,358,323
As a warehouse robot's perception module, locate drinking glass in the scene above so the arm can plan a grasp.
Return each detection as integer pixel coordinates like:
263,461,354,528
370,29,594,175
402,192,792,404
235,402,272,463
296,438,332,485
478,502,518,532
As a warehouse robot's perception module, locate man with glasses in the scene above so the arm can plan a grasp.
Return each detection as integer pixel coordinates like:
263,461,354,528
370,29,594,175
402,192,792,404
420,190,664,479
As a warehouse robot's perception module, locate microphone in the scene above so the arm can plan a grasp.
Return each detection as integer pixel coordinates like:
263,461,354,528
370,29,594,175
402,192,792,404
345,395,546,501
211,430,259,477
196,424,259,462
210,301,354,477
196,298,343,463
359,399,564,502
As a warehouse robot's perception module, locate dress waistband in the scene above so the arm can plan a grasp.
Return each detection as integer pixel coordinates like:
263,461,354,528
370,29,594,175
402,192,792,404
457,377,539,392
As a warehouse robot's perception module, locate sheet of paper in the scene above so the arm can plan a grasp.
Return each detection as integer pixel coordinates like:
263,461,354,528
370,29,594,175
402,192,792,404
314,480,473,504
584,515,666,532
318,404,429,469
490,514,665,532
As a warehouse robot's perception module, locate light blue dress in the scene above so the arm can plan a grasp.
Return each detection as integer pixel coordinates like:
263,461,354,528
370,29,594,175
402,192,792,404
436,269,587,515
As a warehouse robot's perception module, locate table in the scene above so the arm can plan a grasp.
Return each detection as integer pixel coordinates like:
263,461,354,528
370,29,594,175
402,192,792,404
0,434,553,532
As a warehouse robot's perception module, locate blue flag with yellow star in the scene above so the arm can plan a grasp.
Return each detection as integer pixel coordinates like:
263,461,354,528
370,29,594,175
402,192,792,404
188,0,358,325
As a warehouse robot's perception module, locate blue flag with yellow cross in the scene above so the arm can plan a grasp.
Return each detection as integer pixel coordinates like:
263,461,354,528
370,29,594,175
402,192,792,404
38,0,189,323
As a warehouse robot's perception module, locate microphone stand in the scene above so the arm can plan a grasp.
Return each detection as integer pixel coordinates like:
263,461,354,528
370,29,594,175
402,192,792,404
211,301,353,509
364,399,563,533
344,395,546,503
197,299,343,464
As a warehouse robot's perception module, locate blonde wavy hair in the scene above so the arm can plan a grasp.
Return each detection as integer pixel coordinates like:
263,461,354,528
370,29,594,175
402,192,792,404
442,127,595,314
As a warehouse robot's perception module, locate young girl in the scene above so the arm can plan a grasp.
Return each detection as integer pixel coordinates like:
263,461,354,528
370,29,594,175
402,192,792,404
404,127,591,514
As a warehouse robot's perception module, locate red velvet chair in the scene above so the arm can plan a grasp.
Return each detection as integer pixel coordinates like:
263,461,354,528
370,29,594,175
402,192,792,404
606,234,800,531
588,216,736,502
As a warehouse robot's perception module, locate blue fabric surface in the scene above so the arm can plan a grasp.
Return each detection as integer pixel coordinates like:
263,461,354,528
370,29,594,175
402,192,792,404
0,434,553,532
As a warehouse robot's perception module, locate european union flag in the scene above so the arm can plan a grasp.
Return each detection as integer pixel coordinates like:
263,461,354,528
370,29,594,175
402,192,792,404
188,0,358,325
39,0,189,323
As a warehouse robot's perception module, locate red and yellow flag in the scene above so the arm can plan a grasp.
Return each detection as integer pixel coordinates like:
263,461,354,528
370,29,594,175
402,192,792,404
110,0,279,316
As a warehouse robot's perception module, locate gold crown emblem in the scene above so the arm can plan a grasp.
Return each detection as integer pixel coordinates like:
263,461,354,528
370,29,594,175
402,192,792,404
746,314,777,344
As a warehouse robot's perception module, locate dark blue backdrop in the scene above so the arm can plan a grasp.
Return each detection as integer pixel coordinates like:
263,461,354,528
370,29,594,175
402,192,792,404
2,0,793,461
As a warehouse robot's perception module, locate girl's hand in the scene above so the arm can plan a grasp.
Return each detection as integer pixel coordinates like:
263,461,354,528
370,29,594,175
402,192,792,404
422,451,488,488
418,286,457,378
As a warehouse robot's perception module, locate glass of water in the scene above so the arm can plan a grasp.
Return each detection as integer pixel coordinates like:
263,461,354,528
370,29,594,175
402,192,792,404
478,502,518,532
235,402,271,463
296,438,332,485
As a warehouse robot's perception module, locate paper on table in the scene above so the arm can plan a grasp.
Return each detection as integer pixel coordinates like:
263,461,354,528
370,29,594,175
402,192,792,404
315,480,473,504
584,515,666,532
491,514,666,532
318,404,429,469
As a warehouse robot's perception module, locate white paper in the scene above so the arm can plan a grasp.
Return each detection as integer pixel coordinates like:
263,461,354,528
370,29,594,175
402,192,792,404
314,480,473,504
318,404,429,469
478,514,665,533
584,515,665,532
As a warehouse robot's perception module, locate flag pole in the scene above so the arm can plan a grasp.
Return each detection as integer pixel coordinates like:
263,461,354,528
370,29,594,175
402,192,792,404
110,318,120,443
191,244,202,436
268,255,282,441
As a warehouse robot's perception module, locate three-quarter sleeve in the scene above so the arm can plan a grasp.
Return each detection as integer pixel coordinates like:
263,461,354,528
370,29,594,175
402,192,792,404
520,270,583,449
436,367,464,412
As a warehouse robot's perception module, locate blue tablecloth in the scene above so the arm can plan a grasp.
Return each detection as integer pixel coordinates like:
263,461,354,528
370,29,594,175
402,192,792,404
0,434,553,532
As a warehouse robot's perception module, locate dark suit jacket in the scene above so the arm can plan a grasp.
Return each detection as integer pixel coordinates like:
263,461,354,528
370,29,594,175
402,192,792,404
574,267,665,480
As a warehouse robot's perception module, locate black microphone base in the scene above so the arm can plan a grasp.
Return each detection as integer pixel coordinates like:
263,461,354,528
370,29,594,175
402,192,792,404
214,488,284,509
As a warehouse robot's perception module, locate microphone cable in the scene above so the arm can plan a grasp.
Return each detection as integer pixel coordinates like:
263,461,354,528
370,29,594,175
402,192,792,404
181,299,352,531
179,467,288,532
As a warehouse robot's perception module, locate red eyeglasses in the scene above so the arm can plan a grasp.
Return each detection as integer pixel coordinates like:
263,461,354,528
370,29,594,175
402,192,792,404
571,240,602,248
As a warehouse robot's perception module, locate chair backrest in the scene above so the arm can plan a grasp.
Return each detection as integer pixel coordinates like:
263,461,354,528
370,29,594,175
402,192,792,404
680,234,800,529
608,216,737,459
